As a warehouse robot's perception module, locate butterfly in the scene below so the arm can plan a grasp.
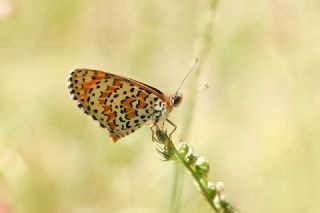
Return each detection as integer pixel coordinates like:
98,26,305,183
67,69,182,142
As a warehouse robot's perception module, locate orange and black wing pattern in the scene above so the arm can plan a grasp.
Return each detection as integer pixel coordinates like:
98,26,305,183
67,69,170,142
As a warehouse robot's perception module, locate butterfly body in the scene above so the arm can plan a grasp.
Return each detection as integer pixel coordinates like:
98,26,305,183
67,69,181,142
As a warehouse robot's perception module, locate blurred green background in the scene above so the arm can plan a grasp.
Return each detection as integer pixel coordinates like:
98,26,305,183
1,0,320,212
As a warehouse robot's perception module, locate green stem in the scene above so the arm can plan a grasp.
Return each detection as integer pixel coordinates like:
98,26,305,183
156,128,239,213
171,142,218,211
169,164,183,213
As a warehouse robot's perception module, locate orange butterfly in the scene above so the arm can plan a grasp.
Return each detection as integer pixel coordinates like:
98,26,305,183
67,69,182,142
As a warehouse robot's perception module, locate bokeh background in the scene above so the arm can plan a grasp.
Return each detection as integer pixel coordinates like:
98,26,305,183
1,0,320,212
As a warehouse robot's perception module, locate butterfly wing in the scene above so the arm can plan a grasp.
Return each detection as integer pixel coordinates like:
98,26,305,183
67,69,169,142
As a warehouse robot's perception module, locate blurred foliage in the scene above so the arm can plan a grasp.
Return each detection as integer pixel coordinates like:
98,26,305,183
0,0,320,213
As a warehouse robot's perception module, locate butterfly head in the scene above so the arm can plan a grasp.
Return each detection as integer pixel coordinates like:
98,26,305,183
170,93,182,107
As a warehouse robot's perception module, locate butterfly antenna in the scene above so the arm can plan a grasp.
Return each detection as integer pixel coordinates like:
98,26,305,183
175,57,199,94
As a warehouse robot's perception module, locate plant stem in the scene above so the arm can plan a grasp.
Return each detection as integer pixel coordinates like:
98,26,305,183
168,163,183,213
155,128,239,213
172,144,218,211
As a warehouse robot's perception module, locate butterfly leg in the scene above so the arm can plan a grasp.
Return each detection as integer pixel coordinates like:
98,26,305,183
166,119,177,138
150,125,158,142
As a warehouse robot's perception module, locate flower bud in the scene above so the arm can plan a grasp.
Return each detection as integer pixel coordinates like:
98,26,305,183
177,143,190,158
195,156,210,178
206,181,216,199
216,181,224,193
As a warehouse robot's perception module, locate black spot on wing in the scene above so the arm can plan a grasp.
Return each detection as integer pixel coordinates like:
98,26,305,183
126,121,132,128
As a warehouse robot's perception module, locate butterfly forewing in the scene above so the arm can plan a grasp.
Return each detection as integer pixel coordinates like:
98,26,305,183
68,69,169,142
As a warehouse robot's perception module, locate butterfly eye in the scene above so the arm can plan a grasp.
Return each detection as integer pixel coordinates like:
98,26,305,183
171,94,182,107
